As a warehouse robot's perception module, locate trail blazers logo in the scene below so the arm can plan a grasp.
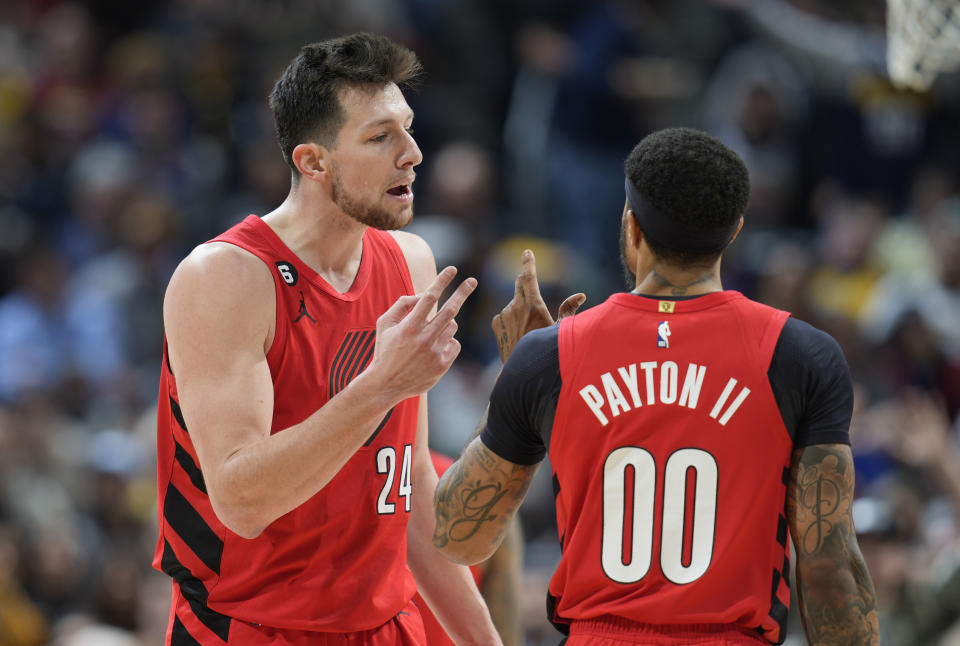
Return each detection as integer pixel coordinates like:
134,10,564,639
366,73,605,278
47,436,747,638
330,329,393,444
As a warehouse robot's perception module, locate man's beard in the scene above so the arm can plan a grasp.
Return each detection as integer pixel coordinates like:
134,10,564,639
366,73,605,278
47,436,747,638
332,173,412,231
619,222,636,290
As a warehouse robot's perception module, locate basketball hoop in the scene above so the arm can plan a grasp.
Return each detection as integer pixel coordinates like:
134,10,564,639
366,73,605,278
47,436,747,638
887,0,960,91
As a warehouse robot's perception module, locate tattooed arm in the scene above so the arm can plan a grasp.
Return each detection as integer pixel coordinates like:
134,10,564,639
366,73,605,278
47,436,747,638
786,443,879,646
434,437,540,565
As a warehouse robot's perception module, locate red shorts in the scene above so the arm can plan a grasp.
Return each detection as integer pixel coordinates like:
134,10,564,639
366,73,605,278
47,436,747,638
566,616,768,645
166,585,426,645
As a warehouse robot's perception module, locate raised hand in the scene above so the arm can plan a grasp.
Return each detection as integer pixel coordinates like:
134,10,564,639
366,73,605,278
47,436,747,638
369,266,477,403
491,249,585,362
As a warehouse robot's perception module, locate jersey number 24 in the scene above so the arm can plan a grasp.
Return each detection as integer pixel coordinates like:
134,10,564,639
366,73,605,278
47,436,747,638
376,444,413,514
602,447,717,585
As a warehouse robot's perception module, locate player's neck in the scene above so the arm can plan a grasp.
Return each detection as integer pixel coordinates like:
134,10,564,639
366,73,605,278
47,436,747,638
633,263,723,298
261,189,366,284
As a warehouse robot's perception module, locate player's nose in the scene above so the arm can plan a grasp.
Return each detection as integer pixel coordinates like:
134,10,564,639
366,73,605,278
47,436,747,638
399,131,422,169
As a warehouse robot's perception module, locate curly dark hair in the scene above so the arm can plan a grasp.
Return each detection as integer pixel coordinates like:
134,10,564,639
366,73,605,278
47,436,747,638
268,33,422,173
624,127,749,264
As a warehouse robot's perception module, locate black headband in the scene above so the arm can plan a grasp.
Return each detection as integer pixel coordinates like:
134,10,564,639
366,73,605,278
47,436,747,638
624,177,739,253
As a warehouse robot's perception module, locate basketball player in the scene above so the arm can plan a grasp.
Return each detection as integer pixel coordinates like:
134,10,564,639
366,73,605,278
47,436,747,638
434,128,879,645
154,34,500,645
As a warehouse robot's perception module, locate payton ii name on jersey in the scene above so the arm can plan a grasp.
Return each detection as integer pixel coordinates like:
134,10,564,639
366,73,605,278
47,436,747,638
578,361,750,428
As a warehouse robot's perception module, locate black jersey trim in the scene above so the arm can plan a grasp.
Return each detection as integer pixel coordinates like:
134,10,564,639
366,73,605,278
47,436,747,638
161,540,210,602
164,484,224,575
363,408,394,447
163,541,232,642
174,440,207,494
170,615,203,646
170,396,189,434
178,591,231,642
165,341,175,377
546,591,571,636
764,555,790,642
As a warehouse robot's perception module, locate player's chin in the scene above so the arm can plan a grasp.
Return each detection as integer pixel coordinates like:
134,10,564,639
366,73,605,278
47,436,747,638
398,205,414,227
387,202,415,229
367,204,414,231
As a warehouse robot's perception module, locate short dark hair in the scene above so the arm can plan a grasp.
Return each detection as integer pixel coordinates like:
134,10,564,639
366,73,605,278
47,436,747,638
624,127,749,265
268,33,422,173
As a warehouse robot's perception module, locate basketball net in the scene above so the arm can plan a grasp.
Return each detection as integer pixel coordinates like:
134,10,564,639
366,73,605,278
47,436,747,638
887,0,960,90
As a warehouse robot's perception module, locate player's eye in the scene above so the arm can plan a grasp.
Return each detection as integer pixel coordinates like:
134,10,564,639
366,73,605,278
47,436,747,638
371,133,389,143
405,127,414,136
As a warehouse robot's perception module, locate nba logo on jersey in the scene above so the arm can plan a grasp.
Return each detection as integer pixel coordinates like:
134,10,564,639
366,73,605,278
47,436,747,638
657,321,671,348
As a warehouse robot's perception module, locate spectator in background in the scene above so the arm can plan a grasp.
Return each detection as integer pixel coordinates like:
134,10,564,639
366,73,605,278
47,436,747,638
0,523,48,646
853,392,960,644
864,197,960,365
0,240,125,406
407,141,502,456
704,42,808,229
806,186,888,325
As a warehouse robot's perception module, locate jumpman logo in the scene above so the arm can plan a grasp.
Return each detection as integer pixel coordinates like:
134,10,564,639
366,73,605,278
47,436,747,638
295,291,317,324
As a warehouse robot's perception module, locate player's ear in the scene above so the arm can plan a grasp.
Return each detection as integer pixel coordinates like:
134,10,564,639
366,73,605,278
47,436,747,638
291,142,330,183
625,207,642,249
728,216,745,244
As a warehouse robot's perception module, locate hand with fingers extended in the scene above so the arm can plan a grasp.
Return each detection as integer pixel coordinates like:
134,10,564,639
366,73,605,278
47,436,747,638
491,249,586,363
367,266,477,404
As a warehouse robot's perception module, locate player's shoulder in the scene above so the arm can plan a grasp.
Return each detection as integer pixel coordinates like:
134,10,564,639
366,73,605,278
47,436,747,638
169,242,272,299
164,241,275,334
777,316,846,363
771,316,851,400
387,230,433,265
388,230,437,292
514,324,560,355
504,325,561,380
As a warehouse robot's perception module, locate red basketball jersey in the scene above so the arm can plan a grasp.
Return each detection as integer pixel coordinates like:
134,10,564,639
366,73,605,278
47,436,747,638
548,292,792,643
415,451,484,646
153,215,420,632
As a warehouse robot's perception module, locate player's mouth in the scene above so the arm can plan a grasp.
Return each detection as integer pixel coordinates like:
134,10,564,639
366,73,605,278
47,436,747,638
386,179,414,202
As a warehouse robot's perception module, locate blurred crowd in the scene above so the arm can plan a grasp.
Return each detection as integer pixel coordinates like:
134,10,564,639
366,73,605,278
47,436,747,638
0,0,959,644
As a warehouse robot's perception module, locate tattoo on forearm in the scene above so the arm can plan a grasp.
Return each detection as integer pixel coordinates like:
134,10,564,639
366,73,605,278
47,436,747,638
449,480,507,542
797,456,842,553
434,440,537,554
787,445,879,646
